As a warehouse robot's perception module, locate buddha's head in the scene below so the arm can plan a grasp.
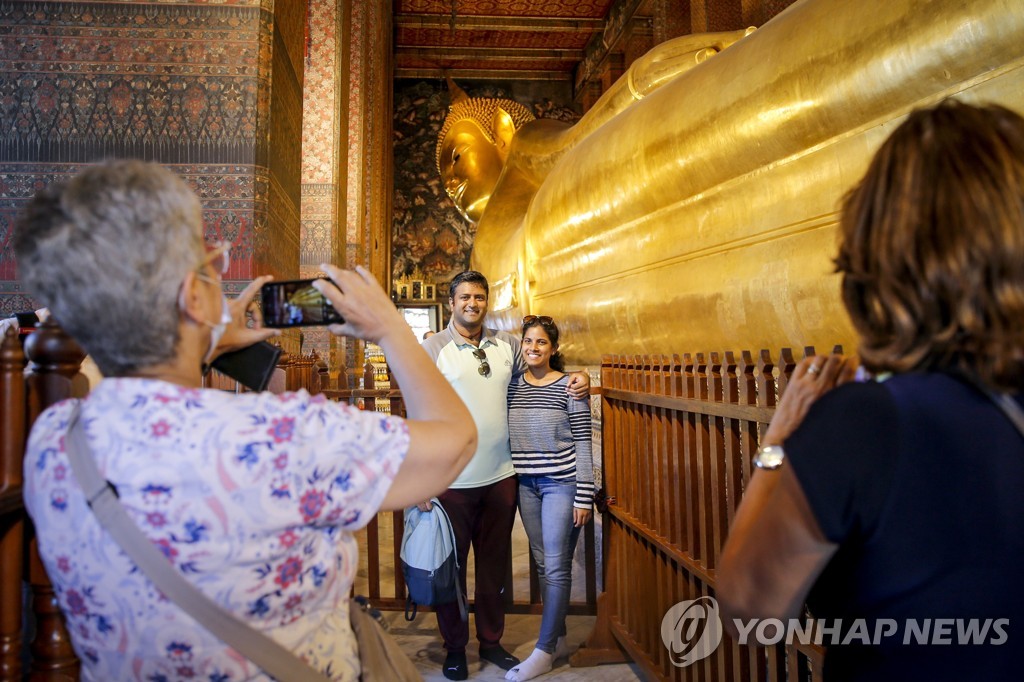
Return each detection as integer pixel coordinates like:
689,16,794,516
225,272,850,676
436,80,535,224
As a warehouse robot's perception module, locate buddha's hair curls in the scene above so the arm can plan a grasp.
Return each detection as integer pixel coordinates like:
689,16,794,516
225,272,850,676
435,95,534,173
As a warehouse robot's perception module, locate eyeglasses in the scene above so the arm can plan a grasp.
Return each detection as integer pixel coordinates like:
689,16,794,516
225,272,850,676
195,241,231,285
522,315,553,328
177,241,231,312
472,348,491,377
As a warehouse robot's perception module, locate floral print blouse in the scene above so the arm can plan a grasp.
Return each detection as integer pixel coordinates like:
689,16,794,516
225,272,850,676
23,377,410,681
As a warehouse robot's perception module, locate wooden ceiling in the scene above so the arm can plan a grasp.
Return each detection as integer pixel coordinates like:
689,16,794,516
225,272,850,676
393,0,618,82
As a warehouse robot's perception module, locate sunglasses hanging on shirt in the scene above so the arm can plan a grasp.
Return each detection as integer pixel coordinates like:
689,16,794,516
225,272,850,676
472,348,491,377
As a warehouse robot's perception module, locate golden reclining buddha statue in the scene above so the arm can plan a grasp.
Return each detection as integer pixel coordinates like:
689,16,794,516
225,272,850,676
437,0,1024,366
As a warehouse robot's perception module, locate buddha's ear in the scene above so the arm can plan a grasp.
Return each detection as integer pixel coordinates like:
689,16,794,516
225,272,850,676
493,107,516,162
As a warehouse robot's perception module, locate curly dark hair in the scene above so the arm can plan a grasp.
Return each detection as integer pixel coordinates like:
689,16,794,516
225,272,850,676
522,315,565,372
835,100,1024,390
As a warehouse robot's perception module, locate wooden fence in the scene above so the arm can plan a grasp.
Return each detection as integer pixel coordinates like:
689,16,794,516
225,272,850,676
573,349,837,682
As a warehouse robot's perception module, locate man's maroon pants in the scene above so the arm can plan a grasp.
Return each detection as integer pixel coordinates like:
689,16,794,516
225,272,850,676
435,476,518,653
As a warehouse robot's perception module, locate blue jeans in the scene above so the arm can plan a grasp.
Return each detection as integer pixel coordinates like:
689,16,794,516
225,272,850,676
517,474,582,653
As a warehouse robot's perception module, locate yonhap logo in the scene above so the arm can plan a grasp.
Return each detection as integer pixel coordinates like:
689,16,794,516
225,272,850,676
660,597,1010,664
661,596,724,667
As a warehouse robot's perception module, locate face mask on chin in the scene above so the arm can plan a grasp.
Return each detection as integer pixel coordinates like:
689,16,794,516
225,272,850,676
202,295,232,365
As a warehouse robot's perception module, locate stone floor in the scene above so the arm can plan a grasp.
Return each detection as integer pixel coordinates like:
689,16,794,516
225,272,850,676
382,610,642,681
355,513,641,681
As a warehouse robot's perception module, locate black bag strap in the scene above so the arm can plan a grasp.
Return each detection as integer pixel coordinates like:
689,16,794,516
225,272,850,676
404,595,418,621
64,402,331,682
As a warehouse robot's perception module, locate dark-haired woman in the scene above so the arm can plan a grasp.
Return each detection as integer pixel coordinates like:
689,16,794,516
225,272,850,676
717,100,1024,681
505,316,594,681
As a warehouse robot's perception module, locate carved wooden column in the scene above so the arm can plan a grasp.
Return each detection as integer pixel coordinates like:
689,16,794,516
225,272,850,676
23,319,86,680
0,328,27,679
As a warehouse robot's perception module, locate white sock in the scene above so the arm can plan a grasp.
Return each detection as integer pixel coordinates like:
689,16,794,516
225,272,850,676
553,636,572,660
504,648,553,682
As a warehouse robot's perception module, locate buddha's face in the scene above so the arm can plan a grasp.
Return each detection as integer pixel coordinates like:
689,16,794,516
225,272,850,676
439,119,504,224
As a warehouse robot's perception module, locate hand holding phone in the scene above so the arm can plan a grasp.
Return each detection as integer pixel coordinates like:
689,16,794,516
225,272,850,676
260,278,345,328
210,275,281,358
312,265,411,346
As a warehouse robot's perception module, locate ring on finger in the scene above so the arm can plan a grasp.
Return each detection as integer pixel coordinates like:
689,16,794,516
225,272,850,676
807,364,820,375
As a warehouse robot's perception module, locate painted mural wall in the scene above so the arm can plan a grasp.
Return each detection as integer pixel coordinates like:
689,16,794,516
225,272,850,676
0,0,303,315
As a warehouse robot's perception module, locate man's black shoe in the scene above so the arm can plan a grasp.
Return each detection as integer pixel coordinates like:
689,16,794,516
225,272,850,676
443,650,468,681
479,645,520,671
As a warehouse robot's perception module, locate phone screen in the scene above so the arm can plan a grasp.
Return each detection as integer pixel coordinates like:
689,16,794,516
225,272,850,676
260,278,344,328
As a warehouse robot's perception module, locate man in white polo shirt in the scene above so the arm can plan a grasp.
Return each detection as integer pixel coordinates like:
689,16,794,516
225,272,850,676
420,271,589,680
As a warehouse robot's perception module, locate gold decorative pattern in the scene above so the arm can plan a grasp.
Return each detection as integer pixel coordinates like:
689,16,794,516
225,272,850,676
397,0,614,17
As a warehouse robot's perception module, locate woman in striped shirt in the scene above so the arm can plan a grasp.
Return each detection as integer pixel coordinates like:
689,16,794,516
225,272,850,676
506,315,594,681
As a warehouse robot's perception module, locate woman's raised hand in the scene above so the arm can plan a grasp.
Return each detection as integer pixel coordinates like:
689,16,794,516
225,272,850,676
214,275,281,357
314,265,411,345
762,354,858,446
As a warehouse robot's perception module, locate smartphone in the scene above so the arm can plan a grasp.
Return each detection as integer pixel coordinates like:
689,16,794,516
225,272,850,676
260,278,344,328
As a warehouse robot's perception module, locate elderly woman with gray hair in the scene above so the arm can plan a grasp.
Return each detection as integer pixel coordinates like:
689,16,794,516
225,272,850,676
15,159,476,681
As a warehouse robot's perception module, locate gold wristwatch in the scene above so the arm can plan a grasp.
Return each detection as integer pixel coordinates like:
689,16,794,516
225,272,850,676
753,444,785,470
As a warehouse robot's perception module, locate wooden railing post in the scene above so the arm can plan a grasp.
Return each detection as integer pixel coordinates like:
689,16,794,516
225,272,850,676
756,349,777,446
0,329,27,680
637,355,652,531
722,351,742,527
665,354,682,553
23,319,86,680
707,352,727,571
571,356,628,668
694,353,711,568
738,351,759,489
681,353,698,559
777,348,797,397
650,355,668,548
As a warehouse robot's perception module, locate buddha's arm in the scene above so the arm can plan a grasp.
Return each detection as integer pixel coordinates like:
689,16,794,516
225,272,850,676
572,28,756,142
505,28,756,182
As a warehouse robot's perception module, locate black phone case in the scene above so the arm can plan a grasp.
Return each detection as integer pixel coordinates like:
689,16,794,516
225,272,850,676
13,311,40,327
210,341,282,392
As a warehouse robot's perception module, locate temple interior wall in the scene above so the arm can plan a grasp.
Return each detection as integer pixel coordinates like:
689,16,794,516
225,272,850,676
0,2,302,330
